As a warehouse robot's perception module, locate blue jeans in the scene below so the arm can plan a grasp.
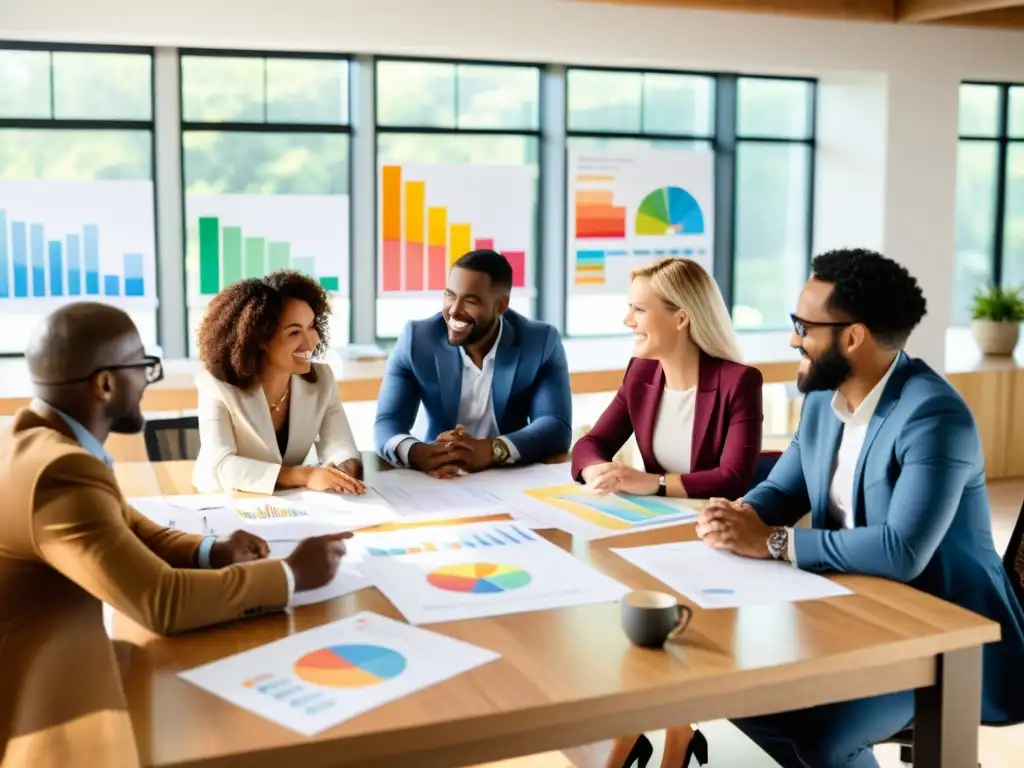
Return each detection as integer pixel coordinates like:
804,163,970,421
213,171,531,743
731,691,915,767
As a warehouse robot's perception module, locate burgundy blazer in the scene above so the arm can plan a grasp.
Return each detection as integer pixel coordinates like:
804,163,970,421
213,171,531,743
570,352,764,500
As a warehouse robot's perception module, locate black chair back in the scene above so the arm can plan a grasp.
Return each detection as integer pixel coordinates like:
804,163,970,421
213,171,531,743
143,416,200,462
751,450,782,488
1002,499,1024,608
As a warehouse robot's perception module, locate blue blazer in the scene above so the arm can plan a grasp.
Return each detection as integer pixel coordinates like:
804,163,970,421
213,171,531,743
745,353,1024,725
373,309,573,466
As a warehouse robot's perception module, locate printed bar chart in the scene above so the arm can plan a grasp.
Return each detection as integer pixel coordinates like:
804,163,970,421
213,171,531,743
197,216,341,295
379,163,530,294
574,189,627,239
0,212,148,299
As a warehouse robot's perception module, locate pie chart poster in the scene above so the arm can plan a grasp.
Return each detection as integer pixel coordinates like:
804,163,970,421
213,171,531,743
177,611,498,736
566,147,714,296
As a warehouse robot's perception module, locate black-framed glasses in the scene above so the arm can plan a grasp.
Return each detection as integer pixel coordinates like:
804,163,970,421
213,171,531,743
790,313,853,338
35,355,164,386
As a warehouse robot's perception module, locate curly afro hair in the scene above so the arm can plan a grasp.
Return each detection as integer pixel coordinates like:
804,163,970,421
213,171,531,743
197,270,331,389
811,248,927,348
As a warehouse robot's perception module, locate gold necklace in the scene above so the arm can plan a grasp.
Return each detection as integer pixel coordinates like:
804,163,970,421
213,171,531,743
268,382,290,412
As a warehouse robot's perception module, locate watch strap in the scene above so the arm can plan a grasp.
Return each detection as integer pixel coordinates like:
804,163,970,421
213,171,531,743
656,474,667,497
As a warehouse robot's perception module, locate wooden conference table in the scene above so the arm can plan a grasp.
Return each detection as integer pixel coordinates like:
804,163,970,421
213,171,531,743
111,457,1000,768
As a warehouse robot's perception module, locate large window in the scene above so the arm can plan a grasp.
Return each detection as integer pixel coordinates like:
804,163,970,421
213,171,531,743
731,77,815,331
374,58,541,339
180,50,351,351
0,43,155,353
565,68,716,336
564,68,814,336
955,82,1024,326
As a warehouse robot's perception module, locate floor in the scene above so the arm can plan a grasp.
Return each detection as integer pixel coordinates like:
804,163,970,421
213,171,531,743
478,479,1024,768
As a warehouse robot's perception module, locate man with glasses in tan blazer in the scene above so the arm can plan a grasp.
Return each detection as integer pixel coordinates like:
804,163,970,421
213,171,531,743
0,302,350,768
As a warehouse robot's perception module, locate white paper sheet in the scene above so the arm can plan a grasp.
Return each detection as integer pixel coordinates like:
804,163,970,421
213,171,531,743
128,497,210,535
267,540,371,608
612,541,853,609
355,521,630,624
178,610,499,736
369,469,510,519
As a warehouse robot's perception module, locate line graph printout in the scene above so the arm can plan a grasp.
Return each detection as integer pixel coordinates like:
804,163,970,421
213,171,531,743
178,611,499,735
355,521,629,624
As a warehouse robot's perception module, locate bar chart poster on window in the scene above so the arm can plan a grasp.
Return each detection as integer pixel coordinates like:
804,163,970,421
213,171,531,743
185,194,350,307
377,163,533,298
567,148,714,295
0,180,157,313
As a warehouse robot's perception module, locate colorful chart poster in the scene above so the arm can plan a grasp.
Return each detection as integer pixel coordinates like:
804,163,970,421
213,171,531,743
0,180,157,313
178,611,499,735
377,163,532,298
566,148,714,295
517,484,702,541
185,194,349,307
355,521,629,624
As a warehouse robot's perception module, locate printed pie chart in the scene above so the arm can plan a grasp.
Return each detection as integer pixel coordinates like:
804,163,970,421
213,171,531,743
636,186,705,236
427,562,532,594
293,644,407,687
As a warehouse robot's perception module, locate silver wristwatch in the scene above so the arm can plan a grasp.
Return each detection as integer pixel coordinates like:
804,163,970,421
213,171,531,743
767,527,788,560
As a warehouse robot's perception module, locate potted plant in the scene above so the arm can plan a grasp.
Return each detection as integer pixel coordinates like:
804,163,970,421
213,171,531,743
970,284,1024,355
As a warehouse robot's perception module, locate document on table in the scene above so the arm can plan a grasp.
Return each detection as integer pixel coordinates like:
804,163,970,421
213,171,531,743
178,611,499,736
128,497,216,535
612,541,852,609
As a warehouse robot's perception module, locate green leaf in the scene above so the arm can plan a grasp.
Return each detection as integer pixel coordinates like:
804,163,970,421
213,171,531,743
971,284,1024,323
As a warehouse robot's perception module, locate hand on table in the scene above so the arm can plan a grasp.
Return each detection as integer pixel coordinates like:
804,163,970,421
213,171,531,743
329,457,364,482
696,498,773,559
581,462,660,496
209,530,270,568
285,532,354,591
305,465,365,494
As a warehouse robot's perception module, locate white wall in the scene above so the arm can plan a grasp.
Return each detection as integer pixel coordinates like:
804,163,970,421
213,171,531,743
5,0,1024,369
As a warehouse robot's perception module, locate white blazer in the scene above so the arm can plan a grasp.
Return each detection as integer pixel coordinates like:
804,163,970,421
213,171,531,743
192,362,360,495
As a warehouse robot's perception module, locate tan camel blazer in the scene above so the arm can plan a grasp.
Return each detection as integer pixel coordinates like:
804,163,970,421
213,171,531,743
0,403,288,768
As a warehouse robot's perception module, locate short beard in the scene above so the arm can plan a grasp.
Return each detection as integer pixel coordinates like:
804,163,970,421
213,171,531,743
108,406,145,434
796,338,852,394
448,314,497,347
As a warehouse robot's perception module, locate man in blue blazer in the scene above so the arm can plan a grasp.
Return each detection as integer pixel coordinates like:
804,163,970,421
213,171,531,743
374,249,572,476
698,248,1024,767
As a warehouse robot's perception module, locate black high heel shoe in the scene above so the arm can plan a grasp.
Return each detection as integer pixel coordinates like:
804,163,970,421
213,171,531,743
618,734,654,768
681,728,708,767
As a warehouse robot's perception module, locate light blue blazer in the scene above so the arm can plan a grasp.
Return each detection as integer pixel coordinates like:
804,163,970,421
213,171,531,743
745,352,1024,725
373,309,572,466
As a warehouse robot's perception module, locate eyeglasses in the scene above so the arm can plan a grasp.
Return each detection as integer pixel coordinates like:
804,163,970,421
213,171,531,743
35,355,164,386
790,314,854,338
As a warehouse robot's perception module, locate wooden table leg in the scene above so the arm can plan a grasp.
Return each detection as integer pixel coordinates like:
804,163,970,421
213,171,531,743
912,646,983,768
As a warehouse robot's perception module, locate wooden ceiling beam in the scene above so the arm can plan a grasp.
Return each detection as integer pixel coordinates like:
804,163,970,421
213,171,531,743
896,0,1024,22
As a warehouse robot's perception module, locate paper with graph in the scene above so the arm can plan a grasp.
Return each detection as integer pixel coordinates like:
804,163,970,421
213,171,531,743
178,611,498,736
513,483,703,540
613,541,853,609
355,521,629,624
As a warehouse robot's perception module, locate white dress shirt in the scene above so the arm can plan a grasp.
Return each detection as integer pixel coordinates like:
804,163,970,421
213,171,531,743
391,317,520,466
651,387,697,474
786,355,901,564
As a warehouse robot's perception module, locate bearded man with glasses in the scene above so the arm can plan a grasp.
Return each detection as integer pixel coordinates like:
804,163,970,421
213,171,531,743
0,302,352,768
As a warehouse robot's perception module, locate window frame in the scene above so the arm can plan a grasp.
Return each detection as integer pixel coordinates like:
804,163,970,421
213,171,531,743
959,80,1016,291
177,47,355,348
372,55,546,342
0,40,158,358
564,65,816,334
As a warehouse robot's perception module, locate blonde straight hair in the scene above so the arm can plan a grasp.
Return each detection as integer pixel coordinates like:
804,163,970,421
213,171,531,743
631,257,743,363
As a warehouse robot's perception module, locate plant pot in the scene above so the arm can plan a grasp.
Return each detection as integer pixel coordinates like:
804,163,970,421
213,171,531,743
970,319,1021,356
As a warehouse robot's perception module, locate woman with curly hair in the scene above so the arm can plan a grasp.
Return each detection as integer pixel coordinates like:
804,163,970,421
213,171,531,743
191,270,363,496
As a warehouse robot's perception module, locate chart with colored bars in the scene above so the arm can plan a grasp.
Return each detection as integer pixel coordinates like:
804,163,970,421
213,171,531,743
0,180,156,310
378,163,532,296
521,483,701,540
566,148,714,295
235,503,310,521
365,523,536,557
187,194,349,303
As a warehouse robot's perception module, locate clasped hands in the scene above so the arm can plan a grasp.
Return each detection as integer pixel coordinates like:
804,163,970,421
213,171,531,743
696,497,774,560
580,461,661,496
408,425,496,478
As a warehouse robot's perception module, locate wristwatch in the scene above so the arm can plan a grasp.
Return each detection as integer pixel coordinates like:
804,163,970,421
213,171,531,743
656,474,667,497
767,527,789,560
491,438,510,465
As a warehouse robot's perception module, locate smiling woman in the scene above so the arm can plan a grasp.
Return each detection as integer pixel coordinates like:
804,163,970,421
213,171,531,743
191,270,364,496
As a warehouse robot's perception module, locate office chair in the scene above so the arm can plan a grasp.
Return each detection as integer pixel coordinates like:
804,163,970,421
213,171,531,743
752,450,783,487
143,416,200,462
885,496,1024,764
